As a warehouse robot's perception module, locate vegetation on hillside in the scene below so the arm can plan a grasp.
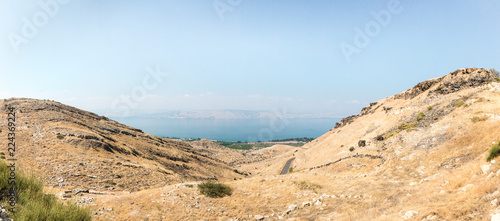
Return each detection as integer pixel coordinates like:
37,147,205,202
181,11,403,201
216,137,314,149
0,161,91,221
487,142,500,162
398,122,417,131
416,112,425,121
293,181,322,193
217,141,271,150
197,182,232,198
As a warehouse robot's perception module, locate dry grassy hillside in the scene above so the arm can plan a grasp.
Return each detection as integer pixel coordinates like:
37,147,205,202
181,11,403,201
2,68,500,220
0,98,243,194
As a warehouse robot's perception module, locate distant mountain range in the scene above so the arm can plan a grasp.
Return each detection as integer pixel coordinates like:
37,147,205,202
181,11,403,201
99,109,342,119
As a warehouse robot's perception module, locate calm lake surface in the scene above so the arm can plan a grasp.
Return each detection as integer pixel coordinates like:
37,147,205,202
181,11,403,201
111,117,340,142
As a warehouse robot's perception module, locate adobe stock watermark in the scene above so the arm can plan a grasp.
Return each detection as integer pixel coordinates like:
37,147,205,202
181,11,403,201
8,0,70,54
340,0,404,63
213,0,243,21
247,107,290,142
111,65,169,117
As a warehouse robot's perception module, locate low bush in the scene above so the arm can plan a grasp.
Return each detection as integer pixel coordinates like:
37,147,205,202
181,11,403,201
56,135,65,139
382,130,400,140
398,122,417,131
105,180,116,185
471,116,488,123
454,100,465,107
487,143,500,162
198,182,232,198
427,106,433,110
293,181,322,193
416,112,425,121
349,147,355,152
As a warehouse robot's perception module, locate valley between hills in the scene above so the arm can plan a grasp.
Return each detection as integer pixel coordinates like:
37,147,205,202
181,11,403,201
2,68,500,220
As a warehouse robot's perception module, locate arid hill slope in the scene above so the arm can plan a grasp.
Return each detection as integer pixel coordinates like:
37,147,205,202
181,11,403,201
289,67,500,220
3,68,500,221
0,98,243,192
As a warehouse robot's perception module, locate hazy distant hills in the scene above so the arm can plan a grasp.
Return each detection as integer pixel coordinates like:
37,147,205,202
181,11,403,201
101,109,342,119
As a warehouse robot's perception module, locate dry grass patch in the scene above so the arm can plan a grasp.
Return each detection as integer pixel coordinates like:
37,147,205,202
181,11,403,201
471,116,488,123
382,130,400,140
398,122,417,131
454,100,465,107
293,180,322,193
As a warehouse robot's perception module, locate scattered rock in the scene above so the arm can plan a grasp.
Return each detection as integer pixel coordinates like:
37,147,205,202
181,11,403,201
492,213,500,221
461,184,474,192
358,140,366,147
254,215,264,220
0,204,13,221
488,173,495,179
492,199,499,206
403,211,419,219
285,204,298,214
423,214,439,220
482,165,491,174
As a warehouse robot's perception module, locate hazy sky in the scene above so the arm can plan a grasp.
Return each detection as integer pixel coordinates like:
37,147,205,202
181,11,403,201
1,0,499,117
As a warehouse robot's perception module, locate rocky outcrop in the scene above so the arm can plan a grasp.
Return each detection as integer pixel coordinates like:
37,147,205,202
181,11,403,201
394,68,497,100
430,68,497,95
335,102,381,129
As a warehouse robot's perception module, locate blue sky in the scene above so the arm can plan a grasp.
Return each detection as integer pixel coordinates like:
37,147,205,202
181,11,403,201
0,0,499,117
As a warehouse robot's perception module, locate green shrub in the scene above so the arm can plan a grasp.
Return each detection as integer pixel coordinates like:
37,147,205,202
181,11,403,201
184,184,194,188
349,147,355,152
398,122,417,131
427,106,433,110
289,167,293,173
454,100,465,107
471,116,488,123
0,161,91,220
293,181,322,193
0,156,5,159
0,152,4,155
198,182,232,198
382,129,400,140
416,112,425,121
56,135,65,139
105,180,116,185
487,143,500,162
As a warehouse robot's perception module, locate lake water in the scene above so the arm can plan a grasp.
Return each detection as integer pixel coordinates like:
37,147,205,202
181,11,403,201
111,117,340,142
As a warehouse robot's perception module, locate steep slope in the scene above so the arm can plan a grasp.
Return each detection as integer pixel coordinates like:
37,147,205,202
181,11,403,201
0,98,243,192
289,67,500,220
